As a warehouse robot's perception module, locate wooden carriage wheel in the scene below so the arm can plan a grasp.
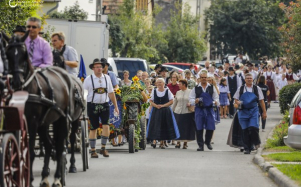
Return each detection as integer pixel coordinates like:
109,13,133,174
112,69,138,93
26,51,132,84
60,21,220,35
0,133,21,187
20,117,30,187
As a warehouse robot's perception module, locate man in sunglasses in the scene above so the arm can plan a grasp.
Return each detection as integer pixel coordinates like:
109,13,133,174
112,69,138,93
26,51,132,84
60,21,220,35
25,17,53,68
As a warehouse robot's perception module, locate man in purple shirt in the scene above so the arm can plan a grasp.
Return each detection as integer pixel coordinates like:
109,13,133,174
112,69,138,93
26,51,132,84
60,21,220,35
25,17,53,68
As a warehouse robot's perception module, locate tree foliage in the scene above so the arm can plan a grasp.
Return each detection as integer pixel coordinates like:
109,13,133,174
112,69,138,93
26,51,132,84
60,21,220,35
205,0,282,59
49,1,88,20
0,0,44,34
161,3,207,63
109,0,206,63
278,1,301,72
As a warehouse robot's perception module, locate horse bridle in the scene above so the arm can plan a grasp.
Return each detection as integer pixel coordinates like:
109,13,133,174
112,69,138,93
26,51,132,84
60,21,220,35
4,40,34,91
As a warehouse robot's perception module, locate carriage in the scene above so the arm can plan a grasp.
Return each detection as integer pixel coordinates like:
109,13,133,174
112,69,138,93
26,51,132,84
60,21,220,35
0,90,30,187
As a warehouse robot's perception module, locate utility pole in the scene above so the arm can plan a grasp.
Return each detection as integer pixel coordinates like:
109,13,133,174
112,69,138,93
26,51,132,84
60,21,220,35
196,0,201,31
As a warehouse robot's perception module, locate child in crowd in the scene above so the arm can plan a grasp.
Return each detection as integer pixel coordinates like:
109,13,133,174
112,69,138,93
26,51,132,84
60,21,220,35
219,78,231,119
278,74,288,90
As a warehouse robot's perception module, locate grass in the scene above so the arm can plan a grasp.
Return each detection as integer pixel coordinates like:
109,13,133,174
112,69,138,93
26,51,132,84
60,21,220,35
264,146,301,152
273,164,301,185
262,152,301,162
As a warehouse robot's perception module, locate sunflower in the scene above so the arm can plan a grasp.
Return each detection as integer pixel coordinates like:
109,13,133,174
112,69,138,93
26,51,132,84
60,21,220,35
115,88,121,95
132,75,139,82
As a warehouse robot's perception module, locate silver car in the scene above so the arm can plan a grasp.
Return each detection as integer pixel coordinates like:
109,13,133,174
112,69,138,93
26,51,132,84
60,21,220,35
284,88,301,149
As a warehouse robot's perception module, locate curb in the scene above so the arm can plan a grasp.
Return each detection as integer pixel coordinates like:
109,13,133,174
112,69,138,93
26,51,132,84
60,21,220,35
253,121,299,187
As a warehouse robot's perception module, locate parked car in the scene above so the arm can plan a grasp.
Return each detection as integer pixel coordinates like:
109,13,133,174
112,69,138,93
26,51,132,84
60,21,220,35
149,64,184,73
284,88,301,150
163,62,197,71
108,57,151,79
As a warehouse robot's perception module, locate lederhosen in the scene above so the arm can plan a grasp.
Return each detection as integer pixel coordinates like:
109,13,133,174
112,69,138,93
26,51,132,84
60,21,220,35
87,75,110,130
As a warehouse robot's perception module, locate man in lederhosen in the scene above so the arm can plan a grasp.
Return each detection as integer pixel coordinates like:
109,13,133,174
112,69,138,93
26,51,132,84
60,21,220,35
83,58,119,158
227,67,242,118
233,73,267,154
189,71,219,151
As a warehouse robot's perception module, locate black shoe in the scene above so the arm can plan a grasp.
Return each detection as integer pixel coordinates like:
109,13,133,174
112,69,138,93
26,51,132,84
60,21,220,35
175,144,181,148
197,146,204,151
244,150,251,154
205,143,213,150
240,149,244,152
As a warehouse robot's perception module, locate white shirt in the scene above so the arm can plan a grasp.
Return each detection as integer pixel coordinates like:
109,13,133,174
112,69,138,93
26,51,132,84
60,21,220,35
150,88,174,101
233,84,264,101
189,83,220,106
278,78,288,90
0,51,4,73
219,85,230,93
83,74,114,103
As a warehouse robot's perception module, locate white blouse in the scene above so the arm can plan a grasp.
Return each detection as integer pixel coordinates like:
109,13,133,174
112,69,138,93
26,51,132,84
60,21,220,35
219,85,230,93
150,88,174,101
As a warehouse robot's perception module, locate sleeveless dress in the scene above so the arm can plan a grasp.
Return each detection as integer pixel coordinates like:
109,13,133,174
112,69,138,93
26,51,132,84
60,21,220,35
147,88,180,140
266,72,276,102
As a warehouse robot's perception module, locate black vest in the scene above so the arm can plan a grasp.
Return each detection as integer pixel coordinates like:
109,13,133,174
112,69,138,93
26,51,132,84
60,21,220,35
195,85,213,98
154,88,169,105
228,75,237,94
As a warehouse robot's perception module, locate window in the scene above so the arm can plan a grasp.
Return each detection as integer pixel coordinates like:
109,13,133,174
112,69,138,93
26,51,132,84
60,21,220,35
115,60,146,79
136,0,148,11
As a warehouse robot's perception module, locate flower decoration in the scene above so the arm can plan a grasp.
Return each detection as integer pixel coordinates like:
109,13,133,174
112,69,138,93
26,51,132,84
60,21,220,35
132,76,139,83
115,88,121,95
130,86,135,90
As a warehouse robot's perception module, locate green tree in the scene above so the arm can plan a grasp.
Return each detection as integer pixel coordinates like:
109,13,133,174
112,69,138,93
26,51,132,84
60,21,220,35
0,0,43,34
205,0,282,59
49,1,88,20
160,3,207,63
109,0,166,63
278,1,301,72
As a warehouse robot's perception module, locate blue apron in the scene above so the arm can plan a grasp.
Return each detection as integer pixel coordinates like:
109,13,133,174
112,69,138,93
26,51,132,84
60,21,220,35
195,92,216,130
238,90,259,130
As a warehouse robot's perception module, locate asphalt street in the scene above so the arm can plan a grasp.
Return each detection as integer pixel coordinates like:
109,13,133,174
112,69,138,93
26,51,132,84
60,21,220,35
32,103,281,187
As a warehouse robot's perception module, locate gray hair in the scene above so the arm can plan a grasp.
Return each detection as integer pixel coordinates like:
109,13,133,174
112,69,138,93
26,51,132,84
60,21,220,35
244,73,253,79
51,32,66,42
156,78,165,83
198,71,208,78
27,17,41,28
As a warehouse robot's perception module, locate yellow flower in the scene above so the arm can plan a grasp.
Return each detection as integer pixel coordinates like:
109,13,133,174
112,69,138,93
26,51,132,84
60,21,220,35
132,76,139,82
123,103,127,110
130,86,135,90
115,89,121,95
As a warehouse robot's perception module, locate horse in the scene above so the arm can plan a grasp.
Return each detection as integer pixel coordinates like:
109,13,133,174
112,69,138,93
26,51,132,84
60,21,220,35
1,31,85,187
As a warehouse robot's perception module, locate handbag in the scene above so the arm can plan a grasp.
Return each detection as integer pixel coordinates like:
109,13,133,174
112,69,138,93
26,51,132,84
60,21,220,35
188,105,195,112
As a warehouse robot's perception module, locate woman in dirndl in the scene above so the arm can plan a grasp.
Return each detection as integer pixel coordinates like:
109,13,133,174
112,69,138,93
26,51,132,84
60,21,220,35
147,78,180,149
264,65,276,107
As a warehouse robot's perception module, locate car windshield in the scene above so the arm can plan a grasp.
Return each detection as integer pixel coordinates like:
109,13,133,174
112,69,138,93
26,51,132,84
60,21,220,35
115,60,146,79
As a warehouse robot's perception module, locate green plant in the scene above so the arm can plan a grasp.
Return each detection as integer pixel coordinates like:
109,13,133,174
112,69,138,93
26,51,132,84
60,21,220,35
49,1,88,21
263,152,301,162
279,83,301,114
265,111,289,148
273,164,301,185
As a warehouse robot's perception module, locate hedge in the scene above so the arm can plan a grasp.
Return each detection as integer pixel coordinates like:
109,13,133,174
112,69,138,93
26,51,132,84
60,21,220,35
279,83,301,114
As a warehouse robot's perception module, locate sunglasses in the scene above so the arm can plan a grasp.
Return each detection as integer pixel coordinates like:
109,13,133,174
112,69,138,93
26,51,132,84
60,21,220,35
26,25,38,29
200,77,207,79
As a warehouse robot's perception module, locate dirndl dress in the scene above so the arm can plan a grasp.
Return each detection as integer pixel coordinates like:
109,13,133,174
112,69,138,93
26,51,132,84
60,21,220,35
266,75,276,102
219,92,229,106
147,88,180,140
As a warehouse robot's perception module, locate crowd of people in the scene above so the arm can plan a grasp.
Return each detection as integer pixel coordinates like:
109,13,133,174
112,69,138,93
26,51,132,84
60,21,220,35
3,17,301,157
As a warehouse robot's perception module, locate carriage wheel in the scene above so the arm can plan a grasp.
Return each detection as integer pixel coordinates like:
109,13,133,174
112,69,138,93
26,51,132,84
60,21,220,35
128,124,135,153
139,117,147,150
80,121,88,172
20,128,30,187
85,119,90,170
0,133,21,187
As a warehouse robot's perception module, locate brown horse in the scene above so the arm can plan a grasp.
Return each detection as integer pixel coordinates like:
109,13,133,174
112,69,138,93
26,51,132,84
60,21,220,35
2,31,85,187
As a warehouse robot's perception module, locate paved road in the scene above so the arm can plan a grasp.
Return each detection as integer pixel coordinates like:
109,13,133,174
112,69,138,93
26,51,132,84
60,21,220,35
32,103,281,187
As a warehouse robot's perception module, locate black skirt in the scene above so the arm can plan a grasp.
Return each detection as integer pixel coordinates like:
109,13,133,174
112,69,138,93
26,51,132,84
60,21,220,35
227,112,245,148
147,107,180,140
174,113,195,141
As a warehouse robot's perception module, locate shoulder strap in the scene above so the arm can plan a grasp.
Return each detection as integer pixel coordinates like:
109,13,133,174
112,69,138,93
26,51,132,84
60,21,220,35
208,85,213,96
239,86,244,97
60,45,66,55
91,75,95,103
253,85,259,98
